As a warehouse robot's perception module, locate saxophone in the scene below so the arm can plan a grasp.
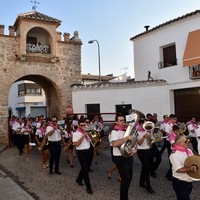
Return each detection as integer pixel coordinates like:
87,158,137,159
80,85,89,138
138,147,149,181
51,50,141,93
119,109,145,158
64,138,73,150
38,136,47,151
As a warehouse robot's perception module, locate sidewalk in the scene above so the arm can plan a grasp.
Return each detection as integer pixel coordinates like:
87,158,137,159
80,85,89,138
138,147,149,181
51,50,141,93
0,144,34,200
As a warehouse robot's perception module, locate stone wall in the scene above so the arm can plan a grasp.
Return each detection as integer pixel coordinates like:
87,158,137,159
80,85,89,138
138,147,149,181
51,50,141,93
0,27,82,144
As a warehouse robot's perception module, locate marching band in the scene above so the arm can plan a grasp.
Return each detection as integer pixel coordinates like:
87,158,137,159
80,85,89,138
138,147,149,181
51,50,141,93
9,111,200,199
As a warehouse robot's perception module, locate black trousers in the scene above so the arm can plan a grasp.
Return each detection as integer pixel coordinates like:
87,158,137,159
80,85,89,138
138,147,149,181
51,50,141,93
48,141,61,172
76,149,91,190
190,137,198,154
160,139,171,156
113,156,133,200
150,144,162,171
16,134,24,154
137,149,152,189
172,177,193,200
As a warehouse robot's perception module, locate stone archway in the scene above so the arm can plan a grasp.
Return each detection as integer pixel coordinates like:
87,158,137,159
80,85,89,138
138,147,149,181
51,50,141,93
16,74,61,117
0,10,82,145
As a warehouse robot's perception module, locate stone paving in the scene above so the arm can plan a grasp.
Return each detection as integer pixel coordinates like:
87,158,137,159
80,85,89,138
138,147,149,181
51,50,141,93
0,141,200,200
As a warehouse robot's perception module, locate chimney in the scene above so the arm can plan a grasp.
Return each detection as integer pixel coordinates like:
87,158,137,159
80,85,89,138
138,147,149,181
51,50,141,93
63,33,70,42
56,32,62,41
144,25,150,31
9,26,15,36
0,25,5,35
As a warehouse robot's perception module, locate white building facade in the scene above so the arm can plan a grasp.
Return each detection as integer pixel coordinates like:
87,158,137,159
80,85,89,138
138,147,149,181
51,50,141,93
72,10,200,123
9,80,46,118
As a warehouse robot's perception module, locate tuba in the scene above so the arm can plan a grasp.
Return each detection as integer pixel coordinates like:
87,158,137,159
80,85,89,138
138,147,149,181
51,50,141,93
143,121,155,146
119,109,145,158
176,122,187,135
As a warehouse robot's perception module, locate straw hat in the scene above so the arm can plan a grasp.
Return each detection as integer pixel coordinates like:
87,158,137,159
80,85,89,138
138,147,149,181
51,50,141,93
184,155,200,180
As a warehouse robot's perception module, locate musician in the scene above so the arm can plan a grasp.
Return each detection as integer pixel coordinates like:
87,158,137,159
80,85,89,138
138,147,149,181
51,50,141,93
169,125,180,145
46,116,62,175
136,118,155,194
159,114,169,156
164,114,177,181
21,119,32,161
110,115,137,200
35,121,49,169
91,115,104,164
63,119,74,168
187,117,198,154
72,119,93,195
85,118,94,171
170,134,197,200
146,114,162,178
12,118,24,155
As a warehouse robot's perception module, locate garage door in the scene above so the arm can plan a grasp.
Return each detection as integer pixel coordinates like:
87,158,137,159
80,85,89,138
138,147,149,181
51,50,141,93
31,106,47,117
174,87,200,122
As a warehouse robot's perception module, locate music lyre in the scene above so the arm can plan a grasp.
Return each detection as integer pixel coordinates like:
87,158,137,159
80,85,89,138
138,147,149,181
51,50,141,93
31,0,40,11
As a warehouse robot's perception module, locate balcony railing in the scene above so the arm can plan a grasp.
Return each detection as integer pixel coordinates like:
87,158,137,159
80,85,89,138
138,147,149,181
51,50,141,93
26,43,50,54
189,66,200,79
158,60,177,69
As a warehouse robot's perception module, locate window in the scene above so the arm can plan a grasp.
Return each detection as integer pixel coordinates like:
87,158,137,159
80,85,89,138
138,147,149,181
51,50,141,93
18,83,42,96
158,43,177,69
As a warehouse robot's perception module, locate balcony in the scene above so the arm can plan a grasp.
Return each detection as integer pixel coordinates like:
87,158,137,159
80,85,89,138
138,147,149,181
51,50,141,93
158,60,177,69
189,66,200,79
26,43,50,54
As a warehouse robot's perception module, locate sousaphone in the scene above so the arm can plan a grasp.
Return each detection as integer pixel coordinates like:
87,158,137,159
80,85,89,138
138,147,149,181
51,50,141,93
184,155,200,180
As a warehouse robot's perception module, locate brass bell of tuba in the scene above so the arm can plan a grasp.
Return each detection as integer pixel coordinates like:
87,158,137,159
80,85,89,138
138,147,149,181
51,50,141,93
142,121,160,146
119,109,145,158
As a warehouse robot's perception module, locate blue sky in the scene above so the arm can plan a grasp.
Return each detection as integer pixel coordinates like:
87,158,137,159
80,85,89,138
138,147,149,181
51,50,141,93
1,0,200,78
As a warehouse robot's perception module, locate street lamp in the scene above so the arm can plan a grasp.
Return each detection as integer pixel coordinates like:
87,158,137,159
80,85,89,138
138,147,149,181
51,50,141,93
88,40,101,82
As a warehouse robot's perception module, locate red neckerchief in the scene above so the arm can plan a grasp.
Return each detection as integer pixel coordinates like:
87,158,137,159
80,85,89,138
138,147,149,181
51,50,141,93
77,127,89,141
23,125,31,131
136,122,145,131
162,119,168,124
113,125,126,131
40,127,46,137
172,144,193,157
49,122,57,129
189,121,198,129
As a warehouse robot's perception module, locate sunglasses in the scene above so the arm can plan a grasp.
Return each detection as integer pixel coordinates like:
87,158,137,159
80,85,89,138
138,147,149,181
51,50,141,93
119,120,125,122
80,124,86,127
52,120,57,122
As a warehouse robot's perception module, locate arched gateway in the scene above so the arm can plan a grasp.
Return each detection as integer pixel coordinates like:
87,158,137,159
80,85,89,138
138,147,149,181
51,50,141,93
0,11,82,144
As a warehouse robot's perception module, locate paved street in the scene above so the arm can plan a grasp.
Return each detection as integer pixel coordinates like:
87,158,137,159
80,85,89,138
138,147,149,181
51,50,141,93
0,140,200,200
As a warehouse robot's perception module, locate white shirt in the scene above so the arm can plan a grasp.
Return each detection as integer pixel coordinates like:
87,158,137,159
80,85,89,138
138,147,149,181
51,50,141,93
110,129,125,156
195,125,200,142
160,121,168,132
46,126,62,142
35,129,46,138
72,131,90,150
137,130,150,149
21,127,31,135
12,122,24,133
170,150,193,182
187,123,197,138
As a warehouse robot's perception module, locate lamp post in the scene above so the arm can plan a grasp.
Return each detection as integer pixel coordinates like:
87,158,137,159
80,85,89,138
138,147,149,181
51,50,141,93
88,40,101,82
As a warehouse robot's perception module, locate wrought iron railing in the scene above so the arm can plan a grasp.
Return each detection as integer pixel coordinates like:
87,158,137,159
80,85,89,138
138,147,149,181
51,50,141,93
26,43,50,54
158,60,177,69
189,65,200,79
